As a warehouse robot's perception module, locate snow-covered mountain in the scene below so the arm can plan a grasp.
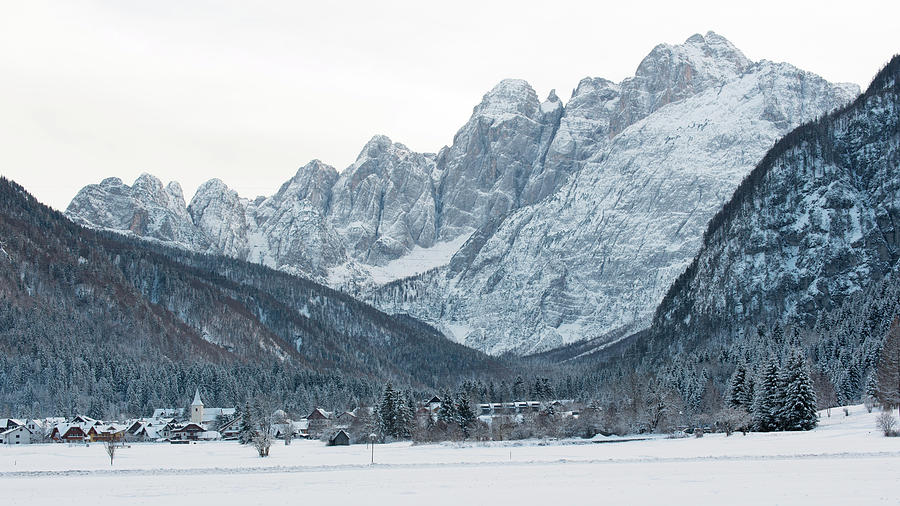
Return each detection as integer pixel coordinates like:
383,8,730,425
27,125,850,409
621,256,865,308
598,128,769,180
369,34,858,355
66,32,859,355
651,55,900,345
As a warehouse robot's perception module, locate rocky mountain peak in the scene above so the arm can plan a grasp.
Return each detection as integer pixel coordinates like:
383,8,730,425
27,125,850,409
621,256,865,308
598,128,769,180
100,176,124,187
272,160,338,212
541,89,563,115
357,134,396,160
472,79,540,120
165,181,186,202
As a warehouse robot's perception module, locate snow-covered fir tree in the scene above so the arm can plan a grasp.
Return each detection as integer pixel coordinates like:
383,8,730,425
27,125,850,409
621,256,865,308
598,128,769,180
753,359,782,432
779,350,818,431
727,365,748,410
238,401,256,444
455,390,476,438
437,392,457,424
378,383,398,438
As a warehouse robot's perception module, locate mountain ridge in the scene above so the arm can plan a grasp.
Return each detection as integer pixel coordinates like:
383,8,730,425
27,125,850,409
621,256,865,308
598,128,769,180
65,32,860,355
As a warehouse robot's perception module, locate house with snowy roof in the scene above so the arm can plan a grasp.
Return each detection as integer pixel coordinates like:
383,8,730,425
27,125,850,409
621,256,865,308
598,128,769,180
306,408,334,438
90,423,128,442
152,408,183,419
172,423,205,441
0,425,33,445
51,424,88,443
335,410,357,428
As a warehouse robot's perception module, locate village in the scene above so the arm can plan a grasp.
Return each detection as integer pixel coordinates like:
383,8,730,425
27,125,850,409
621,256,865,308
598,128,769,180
0,389,585,449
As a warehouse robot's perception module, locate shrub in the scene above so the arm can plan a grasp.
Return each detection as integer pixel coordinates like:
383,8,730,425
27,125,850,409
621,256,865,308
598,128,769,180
877,410,898,437
864,396,875,413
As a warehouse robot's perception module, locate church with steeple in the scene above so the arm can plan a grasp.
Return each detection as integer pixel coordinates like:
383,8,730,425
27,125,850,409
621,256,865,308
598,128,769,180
191,388,204,424
186,388,236,426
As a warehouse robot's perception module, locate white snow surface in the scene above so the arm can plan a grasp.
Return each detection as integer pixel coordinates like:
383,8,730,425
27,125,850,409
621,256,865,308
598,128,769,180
1,405,898,504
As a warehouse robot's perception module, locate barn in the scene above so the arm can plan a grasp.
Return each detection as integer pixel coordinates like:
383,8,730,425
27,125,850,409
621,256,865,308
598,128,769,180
328,429,350,446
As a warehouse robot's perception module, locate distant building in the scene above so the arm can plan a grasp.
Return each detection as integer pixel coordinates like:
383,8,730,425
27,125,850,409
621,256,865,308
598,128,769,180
191,389,204,424
53,424,88,443
151,389,235,427
152,408,183,419
307,408,333,438
335,410,357,428
172,423,205,441
0,425,33,445
328,429,350,446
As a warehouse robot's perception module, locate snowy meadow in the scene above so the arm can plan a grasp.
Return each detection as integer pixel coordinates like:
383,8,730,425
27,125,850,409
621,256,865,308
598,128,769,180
2,405,898,505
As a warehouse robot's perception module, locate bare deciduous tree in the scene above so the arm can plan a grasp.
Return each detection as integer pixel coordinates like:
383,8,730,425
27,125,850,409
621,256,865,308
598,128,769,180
877,410,898,437
105,438,117,466
253,430,272,457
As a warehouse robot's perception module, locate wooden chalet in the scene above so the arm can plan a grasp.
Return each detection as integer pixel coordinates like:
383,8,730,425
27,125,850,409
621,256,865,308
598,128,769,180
172,423,205,441
306,408,333,438
53,424,88,443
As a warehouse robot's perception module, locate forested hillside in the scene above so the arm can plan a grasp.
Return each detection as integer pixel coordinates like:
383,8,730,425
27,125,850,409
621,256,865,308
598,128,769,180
0,178,509,418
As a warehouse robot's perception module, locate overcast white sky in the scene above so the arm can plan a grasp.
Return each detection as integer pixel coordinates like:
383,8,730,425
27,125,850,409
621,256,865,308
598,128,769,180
1,0,897,210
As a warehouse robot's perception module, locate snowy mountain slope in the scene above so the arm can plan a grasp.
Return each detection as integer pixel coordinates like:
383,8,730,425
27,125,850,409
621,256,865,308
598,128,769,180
67,32,859,356
650,55,900,345
371,42,858,355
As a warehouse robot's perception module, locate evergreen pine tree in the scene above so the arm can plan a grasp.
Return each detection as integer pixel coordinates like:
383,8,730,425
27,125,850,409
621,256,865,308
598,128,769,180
455,390,476,438
378,383,397,438
541,378,554,400
845,363,861,402
753,358,782,431
399,391,415,439
238,401,256,445
727,365,747,410
437,392,456,424
865,373,879,399
780,350,818,431
88,398,104,421
742,376,756,409
389,388,410,439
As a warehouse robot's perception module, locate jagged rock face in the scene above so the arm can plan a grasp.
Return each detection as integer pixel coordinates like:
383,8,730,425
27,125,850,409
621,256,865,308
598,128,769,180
248,160,345,277
653,58,900,341
67,32,862,356
372,41,859,355
67,174,205,249
436,79,563,240
542,32,751,182
188,178,251,258
329,136,439,264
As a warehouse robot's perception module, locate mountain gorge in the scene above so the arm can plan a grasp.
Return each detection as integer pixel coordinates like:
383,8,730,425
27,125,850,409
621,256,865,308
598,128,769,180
66,32,860,356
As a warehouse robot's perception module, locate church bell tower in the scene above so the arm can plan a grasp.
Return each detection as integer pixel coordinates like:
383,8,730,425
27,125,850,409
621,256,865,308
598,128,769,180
191,388,204,424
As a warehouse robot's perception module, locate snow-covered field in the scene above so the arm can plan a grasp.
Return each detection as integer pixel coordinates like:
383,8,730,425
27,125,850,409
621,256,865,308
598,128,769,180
2,405,898,505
